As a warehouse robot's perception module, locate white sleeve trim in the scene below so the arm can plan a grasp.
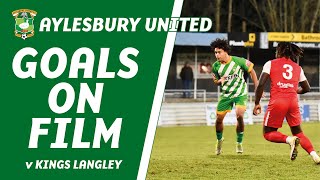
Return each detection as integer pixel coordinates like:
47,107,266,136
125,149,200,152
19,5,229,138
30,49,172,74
262,61,271,74
299,67,307,82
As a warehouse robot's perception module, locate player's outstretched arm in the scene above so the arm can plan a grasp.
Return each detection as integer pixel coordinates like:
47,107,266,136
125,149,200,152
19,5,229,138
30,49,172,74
255,72,268,103
297,80,310,94
249,69,259,90
253,72,269,115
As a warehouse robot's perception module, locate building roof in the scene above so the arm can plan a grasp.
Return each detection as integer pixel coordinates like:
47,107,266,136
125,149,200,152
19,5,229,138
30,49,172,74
175,32,227,46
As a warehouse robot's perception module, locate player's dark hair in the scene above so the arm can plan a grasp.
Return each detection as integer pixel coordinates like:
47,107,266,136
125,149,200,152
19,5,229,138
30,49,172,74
210,38,231,54
276,42,303,62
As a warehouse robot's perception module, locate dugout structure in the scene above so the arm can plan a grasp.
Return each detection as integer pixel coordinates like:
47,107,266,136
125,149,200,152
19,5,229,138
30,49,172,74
167,32,320,96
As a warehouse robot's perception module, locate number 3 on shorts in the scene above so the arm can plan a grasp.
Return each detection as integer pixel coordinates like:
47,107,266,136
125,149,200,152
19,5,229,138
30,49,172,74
282,64,293,80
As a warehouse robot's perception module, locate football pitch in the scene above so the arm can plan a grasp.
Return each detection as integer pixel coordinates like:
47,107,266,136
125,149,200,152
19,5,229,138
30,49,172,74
147,122,320,180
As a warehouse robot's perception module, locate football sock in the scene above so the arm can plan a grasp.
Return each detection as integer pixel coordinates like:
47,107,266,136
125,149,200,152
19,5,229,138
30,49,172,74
263,131,287,143
237,132,244,143
310,151,319,158
294,132,314,154
216,132,223,141
285,136,294,144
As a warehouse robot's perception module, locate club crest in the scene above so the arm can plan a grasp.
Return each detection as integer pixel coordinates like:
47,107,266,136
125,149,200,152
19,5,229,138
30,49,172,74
12,9,37,40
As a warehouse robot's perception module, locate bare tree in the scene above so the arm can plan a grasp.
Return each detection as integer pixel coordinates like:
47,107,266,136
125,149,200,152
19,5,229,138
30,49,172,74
310,0,320,32
284,0,287,32
240,0,247,32
266,0,281,31
289,0,296,32
227,0,233,32
249,0,267,31
181,0,319,32
300,1,309,32
279,0,283,31
215,0,221,32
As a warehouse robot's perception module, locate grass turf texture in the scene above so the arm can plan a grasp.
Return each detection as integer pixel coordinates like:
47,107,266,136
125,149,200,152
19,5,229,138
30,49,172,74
147,122,320,180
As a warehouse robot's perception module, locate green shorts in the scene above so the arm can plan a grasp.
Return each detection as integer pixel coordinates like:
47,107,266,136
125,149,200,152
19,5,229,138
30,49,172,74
217,95,248,114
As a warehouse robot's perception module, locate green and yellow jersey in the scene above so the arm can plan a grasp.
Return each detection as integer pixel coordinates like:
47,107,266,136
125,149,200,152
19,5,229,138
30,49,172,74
212,56,253,98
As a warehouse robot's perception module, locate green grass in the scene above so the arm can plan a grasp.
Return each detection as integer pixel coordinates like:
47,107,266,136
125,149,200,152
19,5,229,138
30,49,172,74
147,122,320,180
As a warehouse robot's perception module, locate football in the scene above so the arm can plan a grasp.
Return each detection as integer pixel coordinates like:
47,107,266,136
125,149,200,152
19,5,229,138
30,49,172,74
21,33,27,40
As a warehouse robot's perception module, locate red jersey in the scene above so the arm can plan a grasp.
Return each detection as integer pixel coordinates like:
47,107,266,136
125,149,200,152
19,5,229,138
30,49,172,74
262,58,307,128
262,57,307,99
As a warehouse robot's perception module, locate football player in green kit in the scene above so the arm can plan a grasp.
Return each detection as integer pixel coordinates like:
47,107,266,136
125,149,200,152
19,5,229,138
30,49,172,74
210,38,258,155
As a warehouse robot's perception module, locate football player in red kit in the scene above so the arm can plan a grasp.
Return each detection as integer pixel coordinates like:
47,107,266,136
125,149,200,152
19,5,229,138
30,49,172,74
253,42,320,164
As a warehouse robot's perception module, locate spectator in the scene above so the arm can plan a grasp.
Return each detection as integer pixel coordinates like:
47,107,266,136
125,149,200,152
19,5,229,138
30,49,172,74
179,61,194,98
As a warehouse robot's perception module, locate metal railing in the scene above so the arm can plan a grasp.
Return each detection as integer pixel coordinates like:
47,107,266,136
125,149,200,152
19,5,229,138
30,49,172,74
163,90,320,103
163,89,207,102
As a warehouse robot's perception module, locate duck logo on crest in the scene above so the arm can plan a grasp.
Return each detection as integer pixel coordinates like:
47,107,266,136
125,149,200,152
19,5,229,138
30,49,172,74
12,9,37,40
